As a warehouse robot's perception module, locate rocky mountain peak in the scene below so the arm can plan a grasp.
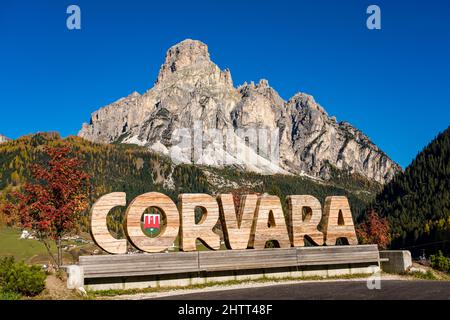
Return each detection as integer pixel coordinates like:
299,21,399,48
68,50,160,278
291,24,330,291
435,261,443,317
289,92,328,116
156,39,213,85
257,79,269,88
79,39,402,184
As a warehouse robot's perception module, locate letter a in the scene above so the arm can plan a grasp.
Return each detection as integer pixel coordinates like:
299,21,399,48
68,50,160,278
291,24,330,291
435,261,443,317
66,5,81,30
366,5,381,30
322,196,358,245
253,195,291,249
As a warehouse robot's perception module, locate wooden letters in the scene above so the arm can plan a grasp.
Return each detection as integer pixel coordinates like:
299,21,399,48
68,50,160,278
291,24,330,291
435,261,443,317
90,192,127,254
253,195,291,249
218,194,258,250
179,194,221,251
90,192,359,254
287,195,324,246
125,192,180,252
322,196,358,245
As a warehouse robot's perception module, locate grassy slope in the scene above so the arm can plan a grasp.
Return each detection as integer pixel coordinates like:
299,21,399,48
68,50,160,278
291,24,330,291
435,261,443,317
0,227,55,262
0,227,98,264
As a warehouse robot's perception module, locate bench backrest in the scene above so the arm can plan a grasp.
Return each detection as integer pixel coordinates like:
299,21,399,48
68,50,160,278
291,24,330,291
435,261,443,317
198,248,298,272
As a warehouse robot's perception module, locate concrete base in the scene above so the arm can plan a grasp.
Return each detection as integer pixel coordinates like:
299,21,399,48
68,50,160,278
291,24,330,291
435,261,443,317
235,269,266,281
81,263,378,291
327,264,351,277
380,250,412,274
65,265,84,289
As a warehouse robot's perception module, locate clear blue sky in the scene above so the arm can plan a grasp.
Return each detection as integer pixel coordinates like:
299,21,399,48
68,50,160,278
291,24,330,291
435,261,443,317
1,0,449,168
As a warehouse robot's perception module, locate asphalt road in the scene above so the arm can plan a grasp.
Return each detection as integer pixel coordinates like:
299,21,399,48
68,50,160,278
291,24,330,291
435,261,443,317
155,280,450,300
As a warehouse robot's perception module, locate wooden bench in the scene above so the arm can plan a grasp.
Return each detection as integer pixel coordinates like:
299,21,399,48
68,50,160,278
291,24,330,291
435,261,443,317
296,245,381,266
79,251,199,279
76,245,381,282
198,248,298,272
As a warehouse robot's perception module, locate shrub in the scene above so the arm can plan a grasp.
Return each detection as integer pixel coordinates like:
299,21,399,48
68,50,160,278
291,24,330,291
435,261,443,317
430,251,450,273
356,209,391,249
0,257,46,297
0,290,22,300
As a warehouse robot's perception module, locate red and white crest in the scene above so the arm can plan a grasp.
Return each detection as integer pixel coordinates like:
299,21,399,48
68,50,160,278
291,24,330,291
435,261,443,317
144,213,160,229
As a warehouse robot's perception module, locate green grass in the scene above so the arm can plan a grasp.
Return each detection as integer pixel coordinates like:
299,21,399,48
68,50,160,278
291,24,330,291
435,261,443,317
409,270,438,280
88,273,372,298
0,290,22,300
0,227,56,263
0,227,83,265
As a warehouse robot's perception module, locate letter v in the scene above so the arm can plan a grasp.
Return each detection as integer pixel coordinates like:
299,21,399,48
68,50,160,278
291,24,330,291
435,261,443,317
217,194,258,249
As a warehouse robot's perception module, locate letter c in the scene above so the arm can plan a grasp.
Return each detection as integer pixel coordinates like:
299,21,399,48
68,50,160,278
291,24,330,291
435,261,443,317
90,192,127,254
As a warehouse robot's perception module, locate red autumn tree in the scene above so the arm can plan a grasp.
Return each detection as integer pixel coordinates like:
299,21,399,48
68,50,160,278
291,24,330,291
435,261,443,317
356,209,391,249
2,145,90,268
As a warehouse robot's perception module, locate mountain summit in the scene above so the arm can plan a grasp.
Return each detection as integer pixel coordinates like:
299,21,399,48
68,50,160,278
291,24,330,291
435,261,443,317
155,39,232,86
78,39,401,184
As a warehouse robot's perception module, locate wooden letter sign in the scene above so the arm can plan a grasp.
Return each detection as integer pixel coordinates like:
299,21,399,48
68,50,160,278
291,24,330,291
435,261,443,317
90,192,127,254
218,194,258,250
90,192,358,253
287,195,324,246
252,195,291,249
322,196,358,245
179,194,221,251
125,192,180,252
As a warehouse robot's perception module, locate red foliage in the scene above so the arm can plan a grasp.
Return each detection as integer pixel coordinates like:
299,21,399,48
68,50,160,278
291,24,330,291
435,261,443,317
356,209,391,249
3,146,91,242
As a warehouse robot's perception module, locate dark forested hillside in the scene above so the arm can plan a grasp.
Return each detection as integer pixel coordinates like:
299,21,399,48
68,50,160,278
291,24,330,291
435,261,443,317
0,132,380,237
373,126,450,255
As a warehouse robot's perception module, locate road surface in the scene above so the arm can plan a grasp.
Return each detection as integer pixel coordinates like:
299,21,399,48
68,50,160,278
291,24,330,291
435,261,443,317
154,280,450,300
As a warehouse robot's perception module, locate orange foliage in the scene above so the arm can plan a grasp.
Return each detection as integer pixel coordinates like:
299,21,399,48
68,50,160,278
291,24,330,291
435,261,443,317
356,209,391,249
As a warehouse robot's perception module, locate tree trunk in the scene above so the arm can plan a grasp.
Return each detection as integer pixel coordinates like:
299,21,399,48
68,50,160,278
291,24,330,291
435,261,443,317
57,237,62,268
42,239,58,269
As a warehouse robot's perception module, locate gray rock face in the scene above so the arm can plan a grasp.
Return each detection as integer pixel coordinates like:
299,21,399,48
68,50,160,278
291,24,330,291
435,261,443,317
0,134,10,144
78,39,401,184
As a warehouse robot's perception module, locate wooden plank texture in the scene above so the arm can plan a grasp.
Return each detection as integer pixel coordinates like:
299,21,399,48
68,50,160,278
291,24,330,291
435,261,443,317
322,196,358,246
252,195,291,249
296,245,379,265
125,192,180,252
90,192,127,254
287,195,324,246
179,194,221,251
81,252,199,278
198,248,298,271
79,245,380,279
217,194,258,250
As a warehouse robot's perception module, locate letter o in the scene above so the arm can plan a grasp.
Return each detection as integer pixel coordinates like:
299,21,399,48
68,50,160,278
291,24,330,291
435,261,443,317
125,192,180,252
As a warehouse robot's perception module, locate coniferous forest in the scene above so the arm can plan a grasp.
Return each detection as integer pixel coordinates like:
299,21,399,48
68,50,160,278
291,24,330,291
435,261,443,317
372,126,450,255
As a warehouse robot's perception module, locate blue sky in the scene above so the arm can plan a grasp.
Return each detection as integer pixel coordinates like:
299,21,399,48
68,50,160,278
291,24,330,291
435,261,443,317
1,0,449,168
